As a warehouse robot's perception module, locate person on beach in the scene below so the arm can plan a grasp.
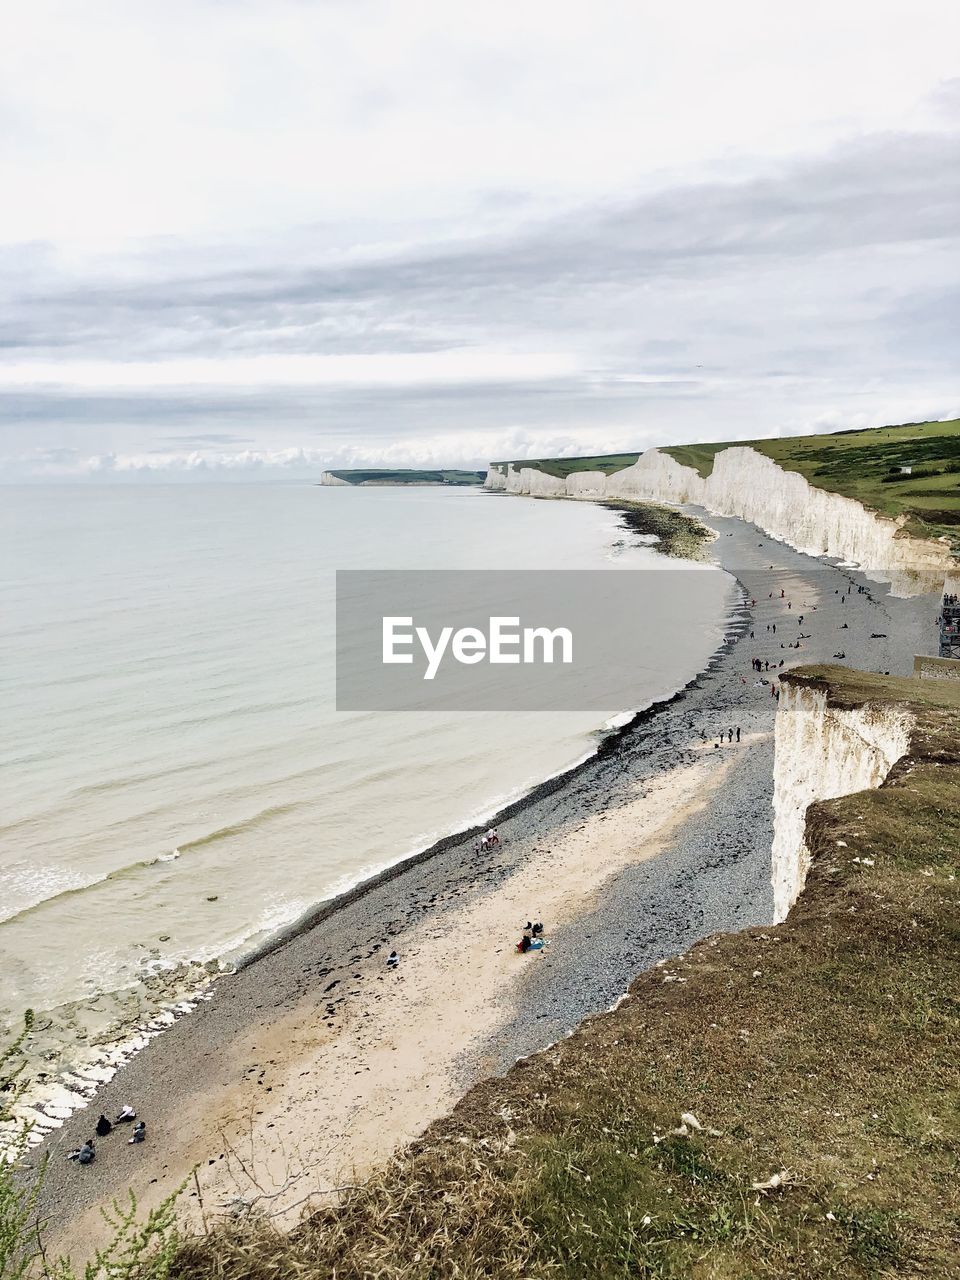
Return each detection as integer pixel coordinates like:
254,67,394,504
532,921,543,937
115,1105,136,1124
78,1140,96,1165
736,726,741,742
129,1121,146,1144
95,1113,112,1137
387,950,399,969
517,933,532,954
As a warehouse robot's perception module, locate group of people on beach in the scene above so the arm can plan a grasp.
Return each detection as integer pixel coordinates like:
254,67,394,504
66,1105,145,1167
517,920,544,954
475,829,500,853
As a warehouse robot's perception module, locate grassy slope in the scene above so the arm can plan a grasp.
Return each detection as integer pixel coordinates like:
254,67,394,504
173,670,960,1280
326,469,486,485
492,453,640,479
661,419,960,544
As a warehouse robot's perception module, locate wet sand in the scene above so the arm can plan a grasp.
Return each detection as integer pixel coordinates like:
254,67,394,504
31,509,939,1256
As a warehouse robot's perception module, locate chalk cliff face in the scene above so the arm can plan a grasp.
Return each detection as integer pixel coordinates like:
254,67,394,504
485,447,952,594
320,471,352,486
770,681,912,921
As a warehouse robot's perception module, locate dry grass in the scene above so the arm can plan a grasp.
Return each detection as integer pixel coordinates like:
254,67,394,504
169,673,960,1280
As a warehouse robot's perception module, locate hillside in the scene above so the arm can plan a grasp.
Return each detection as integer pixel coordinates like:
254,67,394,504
169,668,960,1280
321,469,485,486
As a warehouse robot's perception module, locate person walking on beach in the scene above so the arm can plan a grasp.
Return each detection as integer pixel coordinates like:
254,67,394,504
735,726,741,742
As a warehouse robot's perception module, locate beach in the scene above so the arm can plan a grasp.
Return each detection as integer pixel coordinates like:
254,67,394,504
32,507,939,1258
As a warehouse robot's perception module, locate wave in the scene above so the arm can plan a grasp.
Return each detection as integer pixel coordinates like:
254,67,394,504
173,800,304,853
0,800,305,929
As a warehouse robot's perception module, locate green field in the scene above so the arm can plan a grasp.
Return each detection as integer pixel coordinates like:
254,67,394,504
493,452,640,480
326,469,486,485
494,420,960,546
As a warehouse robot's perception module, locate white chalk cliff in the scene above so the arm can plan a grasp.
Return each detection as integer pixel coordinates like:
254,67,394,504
485,447,953,594
770,680,912,921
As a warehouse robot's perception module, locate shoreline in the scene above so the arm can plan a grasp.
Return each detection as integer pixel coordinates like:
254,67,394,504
29,508,940,1259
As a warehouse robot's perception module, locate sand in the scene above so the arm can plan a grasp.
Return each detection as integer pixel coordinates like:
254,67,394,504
31,509,940,1257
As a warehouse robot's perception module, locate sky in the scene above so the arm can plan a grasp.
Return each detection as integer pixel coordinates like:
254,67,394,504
2,0,960,481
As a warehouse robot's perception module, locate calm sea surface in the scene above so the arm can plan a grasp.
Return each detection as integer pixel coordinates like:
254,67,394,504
0,483,731,1109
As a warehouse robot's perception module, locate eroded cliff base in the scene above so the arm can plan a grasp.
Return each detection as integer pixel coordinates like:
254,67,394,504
172,670,960,1279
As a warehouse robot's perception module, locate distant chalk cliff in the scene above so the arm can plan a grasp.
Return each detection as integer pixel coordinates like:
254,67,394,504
485,447,954,595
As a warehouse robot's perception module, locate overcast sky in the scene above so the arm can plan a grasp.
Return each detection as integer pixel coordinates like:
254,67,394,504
3,0,959,480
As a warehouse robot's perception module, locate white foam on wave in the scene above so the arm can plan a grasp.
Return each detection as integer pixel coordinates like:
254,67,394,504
0,862,91,924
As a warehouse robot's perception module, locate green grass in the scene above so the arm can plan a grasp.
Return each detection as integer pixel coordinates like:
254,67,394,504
326,469,486,485
662,419,960,544
492,453,640,480
169,670,960,1279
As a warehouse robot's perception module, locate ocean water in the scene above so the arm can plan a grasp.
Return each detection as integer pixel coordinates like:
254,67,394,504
0,483,731,1118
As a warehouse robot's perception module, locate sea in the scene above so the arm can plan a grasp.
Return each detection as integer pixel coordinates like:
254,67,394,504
0,482,733,1126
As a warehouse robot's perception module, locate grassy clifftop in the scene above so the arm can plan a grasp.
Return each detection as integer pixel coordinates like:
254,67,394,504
172,669,960,1280
492,453,640,480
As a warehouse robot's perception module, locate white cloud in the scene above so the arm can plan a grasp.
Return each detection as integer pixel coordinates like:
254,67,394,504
0,350,581,390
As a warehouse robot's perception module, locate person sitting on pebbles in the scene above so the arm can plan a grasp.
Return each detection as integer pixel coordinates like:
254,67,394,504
129,1121,146,1144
